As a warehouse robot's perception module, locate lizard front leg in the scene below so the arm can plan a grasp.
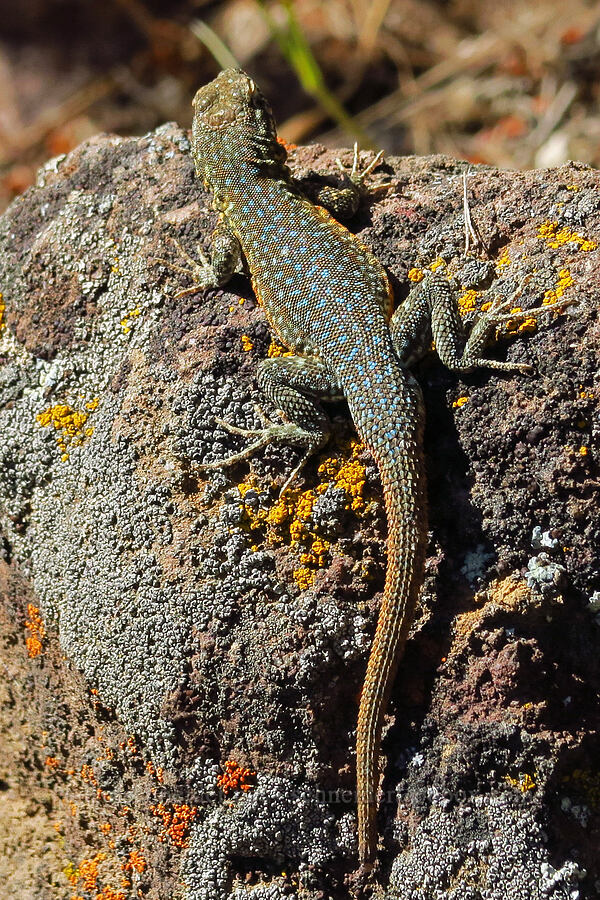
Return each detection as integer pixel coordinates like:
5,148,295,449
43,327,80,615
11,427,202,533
203,355,341,494
155,214,241,297
296,143,385,220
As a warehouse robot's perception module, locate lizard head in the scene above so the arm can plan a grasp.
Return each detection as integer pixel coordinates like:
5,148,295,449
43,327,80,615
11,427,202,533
191,69,287,188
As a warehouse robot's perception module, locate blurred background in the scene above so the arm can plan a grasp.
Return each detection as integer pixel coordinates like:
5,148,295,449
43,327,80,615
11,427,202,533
0,0,599,213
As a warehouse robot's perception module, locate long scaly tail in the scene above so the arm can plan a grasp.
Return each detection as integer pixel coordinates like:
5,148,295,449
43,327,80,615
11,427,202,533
350,369,428,867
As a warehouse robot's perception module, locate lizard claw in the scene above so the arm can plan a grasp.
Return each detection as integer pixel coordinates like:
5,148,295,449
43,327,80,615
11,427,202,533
335,143,386,188
482,277,573,331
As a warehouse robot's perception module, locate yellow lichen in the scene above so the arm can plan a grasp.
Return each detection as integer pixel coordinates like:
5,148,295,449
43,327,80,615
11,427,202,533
267,339,293,357
537,221,597,251
0,292,4,331
266,492,295,528
505,772,536,792
496,248,512,269
429,258,446,272
452,396,469,409
229,440,376,591
36,399,98,460
120,306,141,334
543,267,574,304
300,536,330,567
318,440,367,513
457,290,479,314
407,267,425,282
240,334,254,351
562,768,600,809
293,567,315,589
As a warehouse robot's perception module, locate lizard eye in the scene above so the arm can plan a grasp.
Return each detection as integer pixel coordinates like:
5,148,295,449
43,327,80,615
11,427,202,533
247,84,263,109
193,84,217,114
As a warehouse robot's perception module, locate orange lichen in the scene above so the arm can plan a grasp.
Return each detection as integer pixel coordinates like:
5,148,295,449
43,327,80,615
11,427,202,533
121,848,146,875
44,756,60,769
0,292,5,330
25,603,45,658
96,888,126,900
119,735,139,755
217,760,256,796
81,764,97,785
150,802,198,849
452,396,469,408
67,852,106,892
145,760,165,783
277,135,297,151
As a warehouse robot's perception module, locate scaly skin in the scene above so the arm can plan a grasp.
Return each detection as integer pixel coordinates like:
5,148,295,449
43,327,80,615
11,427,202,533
166,68,551,872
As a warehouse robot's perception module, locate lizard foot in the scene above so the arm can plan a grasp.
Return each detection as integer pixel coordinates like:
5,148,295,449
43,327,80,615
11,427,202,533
202,417,325,495
462,278,574,374
482,274,573,328
152,235,215,297
336,143,388,189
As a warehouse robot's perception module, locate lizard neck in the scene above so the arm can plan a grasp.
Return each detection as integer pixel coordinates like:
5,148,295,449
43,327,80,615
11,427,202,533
203,155,294,213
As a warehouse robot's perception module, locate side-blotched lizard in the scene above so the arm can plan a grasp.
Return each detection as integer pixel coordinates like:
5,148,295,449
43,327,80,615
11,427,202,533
164,68,557,872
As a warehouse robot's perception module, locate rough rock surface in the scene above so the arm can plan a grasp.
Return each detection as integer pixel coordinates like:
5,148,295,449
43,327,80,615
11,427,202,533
0,123,598,900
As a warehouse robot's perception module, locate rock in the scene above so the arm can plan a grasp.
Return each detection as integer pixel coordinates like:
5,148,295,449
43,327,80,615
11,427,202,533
0,124,598,898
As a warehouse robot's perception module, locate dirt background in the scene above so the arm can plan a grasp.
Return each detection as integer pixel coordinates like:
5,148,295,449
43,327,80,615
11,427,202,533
1,0,600,212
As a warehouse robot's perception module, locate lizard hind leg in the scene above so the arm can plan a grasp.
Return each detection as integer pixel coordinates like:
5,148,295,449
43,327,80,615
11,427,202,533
203,355,341,494
391,274,571,376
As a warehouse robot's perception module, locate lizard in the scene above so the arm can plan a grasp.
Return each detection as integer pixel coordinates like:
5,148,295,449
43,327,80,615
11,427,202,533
161,67,559,873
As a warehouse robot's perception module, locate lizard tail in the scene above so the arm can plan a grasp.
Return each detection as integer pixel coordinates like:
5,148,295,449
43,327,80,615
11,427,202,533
350,376,428,867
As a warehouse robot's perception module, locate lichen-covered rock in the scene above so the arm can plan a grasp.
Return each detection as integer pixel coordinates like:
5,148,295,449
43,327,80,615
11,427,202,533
0,124,598,899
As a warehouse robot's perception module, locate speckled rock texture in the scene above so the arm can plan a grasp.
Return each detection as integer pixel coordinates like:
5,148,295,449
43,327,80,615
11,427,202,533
0,123,598,900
